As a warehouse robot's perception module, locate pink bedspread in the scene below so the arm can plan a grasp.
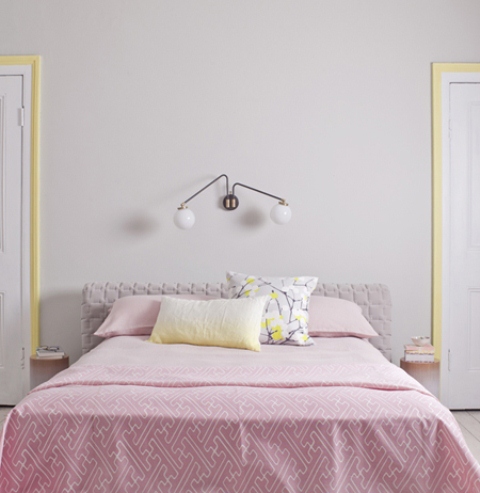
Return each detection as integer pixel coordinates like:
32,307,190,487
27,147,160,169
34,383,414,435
1,364,479,493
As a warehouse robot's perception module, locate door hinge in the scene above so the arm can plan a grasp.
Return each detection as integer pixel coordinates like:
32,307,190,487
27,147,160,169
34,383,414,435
18,107,25,127
20,347,25,369
448,349,451,371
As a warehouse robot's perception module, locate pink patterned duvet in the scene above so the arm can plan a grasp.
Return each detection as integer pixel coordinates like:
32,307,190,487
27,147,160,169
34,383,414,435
1,364,479,493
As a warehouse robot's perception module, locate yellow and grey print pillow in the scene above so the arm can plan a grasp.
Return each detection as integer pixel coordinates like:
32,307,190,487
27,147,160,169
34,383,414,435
226,271,318,346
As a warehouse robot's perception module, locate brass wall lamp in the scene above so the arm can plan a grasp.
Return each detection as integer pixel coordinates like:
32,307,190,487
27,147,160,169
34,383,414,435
174,174,291,229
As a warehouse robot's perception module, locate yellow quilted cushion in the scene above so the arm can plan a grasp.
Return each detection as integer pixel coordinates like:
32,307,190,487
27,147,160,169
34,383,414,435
148,296,269,351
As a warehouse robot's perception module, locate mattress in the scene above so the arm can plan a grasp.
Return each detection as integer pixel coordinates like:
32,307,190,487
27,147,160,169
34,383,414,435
1,336,479,493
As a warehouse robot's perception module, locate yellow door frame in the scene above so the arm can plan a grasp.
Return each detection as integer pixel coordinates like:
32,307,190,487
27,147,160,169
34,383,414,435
0,56,40,354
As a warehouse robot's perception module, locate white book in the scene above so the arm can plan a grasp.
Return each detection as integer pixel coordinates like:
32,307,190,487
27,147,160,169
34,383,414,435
404,353,435,363
404,344,435,355
36,348,65,359
36,353,65,359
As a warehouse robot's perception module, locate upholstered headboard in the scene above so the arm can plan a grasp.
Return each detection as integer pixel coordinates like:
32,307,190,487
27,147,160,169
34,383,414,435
81,282,392,361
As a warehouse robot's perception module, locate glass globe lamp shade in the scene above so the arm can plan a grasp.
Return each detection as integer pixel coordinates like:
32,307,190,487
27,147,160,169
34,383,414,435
174,207,195,229
270,202,292,225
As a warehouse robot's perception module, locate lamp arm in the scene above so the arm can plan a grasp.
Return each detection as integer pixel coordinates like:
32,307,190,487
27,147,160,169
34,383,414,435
181,174,229,206
232,182,287,204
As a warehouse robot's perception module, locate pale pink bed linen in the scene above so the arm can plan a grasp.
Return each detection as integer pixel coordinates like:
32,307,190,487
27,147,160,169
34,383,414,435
1,361,480,492
77,334,389,367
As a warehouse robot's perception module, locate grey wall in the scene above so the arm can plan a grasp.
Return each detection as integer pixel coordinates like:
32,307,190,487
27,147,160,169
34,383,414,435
2,1,480,364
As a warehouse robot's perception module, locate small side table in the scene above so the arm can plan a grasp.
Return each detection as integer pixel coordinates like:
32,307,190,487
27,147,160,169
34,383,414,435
400,358,440,398
30,355,69,389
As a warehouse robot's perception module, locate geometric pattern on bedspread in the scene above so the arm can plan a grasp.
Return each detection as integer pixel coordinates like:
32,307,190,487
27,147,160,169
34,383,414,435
1,365,479,493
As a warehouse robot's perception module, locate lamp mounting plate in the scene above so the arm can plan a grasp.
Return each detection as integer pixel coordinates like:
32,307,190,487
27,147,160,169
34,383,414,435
223,194,239,210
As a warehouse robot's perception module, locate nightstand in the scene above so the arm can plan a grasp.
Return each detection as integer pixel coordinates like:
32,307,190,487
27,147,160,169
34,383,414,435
30,355,69,389
400,358,440,398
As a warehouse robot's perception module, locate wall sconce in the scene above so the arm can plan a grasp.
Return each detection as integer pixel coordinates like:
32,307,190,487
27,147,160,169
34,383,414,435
174,174,291,229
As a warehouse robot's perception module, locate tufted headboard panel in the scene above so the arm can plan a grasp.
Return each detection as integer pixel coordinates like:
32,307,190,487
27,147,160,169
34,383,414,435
81,282,392,361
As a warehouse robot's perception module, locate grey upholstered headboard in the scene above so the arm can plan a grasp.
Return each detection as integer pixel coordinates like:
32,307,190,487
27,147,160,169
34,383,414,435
81,282,392,361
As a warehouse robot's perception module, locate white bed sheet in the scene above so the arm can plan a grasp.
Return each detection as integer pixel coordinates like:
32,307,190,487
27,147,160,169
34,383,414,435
75,335,389,368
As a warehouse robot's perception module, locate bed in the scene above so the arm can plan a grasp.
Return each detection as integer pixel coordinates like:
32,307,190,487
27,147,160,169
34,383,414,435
1,281,479,493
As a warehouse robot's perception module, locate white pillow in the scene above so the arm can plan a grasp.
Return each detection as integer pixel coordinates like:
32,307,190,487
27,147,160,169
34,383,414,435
148,296,269,352
227,271,318,346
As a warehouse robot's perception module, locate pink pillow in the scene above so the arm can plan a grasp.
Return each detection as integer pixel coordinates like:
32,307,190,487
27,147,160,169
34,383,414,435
94,294,215,338
308,296,378,338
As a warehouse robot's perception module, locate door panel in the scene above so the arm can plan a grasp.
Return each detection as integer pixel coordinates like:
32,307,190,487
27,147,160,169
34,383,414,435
448,82,480,409
0,75,24,405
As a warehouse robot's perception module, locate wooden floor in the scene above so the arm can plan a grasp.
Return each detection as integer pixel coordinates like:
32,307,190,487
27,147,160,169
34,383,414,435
452,410,480,463
0,406,479,465
0,406,12,430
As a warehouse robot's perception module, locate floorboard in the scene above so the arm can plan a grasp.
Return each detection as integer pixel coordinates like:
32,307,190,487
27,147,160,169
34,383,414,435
468,410,480,424
454,411,480,441
452,410,480,465
0,406,13,431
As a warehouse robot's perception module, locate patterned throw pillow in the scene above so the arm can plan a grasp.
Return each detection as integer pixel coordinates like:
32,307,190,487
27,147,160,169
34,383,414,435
227,271,318,346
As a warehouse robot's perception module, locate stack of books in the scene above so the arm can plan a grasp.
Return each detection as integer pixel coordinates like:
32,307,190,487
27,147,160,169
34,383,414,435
404,344,435,363
36,346,65,359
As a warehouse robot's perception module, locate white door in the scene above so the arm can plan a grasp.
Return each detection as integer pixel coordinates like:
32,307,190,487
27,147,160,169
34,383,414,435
447,82,480,409
0,75,26,404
